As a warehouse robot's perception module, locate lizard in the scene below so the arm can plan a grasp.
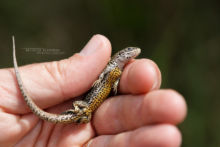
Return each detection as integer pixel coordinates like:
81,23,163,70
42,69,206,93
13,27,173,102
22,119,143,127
12,36,141,124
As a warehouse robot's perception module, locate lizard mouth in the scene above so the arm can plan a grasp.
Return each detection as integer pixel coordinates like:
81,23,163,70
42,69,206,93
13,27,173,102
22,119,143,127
133,48,141,58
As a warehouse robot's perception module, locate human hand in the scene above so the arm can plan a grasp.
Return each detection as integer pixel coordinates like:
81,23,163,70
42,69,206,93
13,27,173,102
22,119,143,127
0,35,187,147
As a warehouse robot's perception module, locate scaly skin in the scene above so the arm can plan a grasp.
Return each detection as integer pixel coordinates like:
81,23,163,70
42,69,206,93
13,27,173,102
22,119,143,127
12,36,141,124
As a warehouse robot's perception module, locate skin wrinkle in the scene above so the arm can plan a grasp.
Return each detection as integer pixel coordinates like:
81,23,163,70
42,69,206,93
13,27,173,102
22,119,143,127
47,125,56,147
0,95,13,114
110,97,124,134
120,59,158,94
22,67,43,105
9,114,25,137
18,63,66,111
0,69,24,113
89,120,97,141
141,94,154,124
0,79,14,97
93,98,111,135
164,89,187,123
56,57,79,98
143,90,187,125
147,59,162,90
14,121,42,147
120,97,132,131
43,62,66,103
84,139,93,147
56,60,68,99
2,35,185,146
127,62,140,94
33,121,43,147
36,122,55,147
11,35,116,124
63,54,95,97
143,92,165,124
19,114,39,134
117,95,143,132
65,39,111,96
118,62,132,94
125,125,180,147
95,95,142,135
94,89,185,135
113,98,124,134
127,95,145,129
127,130,133,147
47,124,63,147
1,113,22,142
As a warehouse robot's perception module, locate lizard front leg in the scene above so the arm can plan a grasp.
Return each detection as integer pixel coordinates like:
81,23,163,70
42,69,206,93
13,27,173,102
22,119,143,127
93,65,112,87
112,78,120,95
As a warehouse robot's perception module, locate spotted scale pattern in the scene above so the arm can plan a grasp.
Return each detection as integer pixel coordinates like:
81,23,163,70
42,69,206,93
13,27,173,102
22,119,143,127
86,67,122,113
13,35,141,124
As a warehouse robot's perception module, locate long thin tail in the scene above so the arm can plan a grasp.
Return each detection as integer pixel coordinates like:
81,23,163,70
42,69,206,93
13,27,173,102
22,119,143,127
12,36,74,123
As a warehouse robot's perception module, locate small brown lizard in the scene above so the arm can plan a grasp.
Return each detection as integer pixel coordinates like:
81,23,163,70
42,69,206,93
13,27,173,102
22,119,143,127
13,36,141,124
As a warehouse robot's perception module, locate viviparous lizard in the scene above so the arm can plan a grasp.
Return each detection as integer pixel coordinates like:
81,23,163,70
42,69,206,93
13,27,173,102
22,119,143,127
12,36,141,124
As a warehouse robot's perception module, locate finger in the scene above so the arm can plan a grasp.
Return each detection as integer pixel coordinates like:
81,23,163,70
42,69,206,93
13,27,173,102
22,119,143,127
94,89,187,134
0,99,94,145
0,111,39,145
0,35,111,113
119,59,161,94
15,119,94,147
85,124,181,147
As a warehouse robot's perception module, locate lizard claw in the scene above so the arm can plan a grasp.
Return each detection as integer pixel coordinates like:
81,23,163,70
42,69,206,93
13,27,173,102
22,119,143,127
92,79,101,87
61,109,77,115
112,78,120,95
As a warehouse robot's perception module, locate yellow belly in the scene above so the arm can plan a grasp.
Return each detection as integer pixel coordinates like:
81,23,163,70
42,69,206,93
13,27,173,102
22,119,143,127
87,67,122,112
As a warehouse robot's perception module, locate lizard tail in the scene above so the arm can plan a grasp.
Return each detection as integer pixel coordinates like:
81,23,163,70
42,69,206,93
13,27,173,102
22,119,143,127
12,36,74,123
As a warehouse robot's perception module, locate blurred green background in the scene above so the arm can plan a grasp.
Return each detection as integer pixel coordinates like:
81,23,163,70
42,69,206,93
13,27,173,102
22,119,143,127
0,1,219,146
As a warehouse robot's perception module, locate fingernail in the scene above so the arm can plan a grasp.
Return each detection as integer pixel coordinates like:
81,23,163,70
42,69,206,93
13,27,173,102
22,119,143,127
80,35,101,56
150,65,159,90
83,139,93,147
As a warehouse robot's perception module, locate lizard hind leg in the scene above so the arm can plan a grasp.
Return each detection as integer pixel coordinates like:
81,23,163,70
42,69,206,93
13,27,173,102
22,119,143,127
72,101,92,123
61,109,77,115
73,101,89,109
61,101,89,115
77,112,92,124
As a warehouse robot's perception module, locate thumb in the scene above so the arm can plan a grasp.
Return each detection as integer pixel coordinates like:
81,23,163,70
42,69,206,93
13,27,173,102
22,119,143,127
58,34,111,98
5,34,111,113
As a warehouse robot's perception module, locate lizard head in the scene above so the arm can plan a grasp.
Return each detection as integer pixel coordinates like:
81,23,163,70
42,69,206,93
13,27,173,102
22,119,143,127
112,47,141,69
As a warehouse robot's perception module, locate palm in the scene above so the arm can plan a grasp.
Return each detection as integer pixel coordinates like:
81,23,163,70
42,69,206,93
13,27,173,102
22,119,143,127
10,102,94,146
0,35,186,147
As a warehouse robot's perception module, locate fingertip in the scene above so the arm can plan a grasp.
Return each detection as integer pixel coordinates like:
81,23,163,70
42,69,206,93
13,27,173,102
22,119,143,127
147,59,162,90
79,34,111,57
153,124,182,147
95,34,112,52
165,89,187,124
147,89,187,124
88,124,182,147
132,124,182,147
10,34,112,111
120,59,161,94
57,34,112,98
